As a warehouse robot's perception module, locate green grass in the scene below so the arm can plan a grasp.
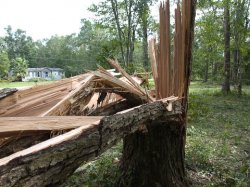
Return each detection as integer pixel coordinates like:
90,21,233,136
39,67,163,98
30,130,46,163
187,83,250,186
0,80,54,88
63,82,250,187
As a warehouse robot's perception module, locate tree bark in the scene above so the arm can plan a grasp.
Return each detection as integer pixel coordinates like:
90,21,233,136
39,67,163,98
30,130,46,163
142,18,149,71
110,0,126,65
119,118,188,187
222,1,231,93
0,88,17,100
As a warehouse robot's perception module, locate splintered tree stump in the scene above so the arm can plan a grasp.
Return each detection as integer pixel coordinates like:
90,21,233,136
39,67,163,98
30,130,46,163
118,118,188,187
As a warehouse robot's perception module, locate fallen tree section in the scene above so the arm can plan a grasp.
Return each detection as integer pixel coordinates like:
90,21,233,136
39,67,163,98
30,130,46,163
0,88,17,100
0,98,180,187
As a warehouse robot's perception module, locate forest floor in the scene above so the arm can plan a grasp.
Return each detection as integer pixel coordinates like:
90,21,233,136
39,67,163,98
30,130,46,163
186,82,250,186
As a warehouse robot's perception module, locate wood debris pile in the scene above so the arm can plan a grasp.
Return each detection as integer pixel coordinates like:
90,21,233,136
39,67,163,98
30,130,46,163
0,58,181,186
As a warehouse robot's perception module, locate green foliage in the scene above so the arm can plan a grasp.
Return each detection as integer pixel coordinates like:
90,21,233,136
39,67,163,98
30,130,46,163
78,19,120,69
3,26,36,64
88,0,157,68
193,0,250,85
0,52,10,79
11,57,28,80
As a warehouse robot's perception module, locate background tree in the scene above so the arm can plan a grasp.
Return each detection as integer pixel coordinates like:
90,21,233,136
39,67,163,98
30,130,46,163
222,0,231,93
89,0,156,70
0,52,10,79
3,26,36,65
194,0,249,93
78,19,120,69
231,0,250,95
137,0,156,71
11,57,28,81
193,4,223,82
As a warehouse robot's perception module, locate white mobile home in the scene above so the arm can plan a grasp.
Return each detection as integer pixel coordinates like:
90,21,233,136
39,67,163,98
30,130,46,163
24,67,64,81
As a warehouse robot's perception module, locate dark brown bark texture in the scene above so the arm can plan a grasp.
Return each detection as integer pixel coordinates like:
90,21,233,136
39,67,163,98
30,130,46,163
118,117,188,187
0,134,50,159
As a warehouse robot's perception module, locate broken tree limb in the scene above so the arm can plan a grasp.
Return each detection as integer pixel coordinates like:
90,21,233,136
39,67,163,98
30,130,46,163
0,88,17,100
0,99,181,187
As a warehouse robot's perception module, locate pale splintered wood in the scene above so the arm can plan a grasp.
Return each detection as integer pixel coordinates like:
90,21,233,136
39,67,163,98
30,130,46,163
0,74,87,117
158,1,171,99
149,38,159,99
0,116,103,138
107,59,154,102
149,0,194,101
42,74,94,116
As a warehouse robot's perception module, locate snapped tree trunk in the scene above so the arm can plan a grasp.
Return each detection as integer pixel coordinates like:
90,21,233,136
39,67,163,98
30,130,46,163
118,0,197,186
118,118,188,187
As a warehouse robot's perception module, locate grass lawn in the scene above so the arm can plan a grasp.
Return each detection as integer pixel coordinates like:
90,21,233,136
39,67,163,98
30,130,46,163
0,81,54,89
62,82,250,187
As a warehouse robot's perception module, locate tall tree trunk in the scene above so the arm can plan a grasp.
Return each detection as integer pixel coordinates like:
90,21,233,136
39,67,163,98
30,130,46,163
222,1,231,93
140,0,149,71
110,0,126,65
204,61,208,82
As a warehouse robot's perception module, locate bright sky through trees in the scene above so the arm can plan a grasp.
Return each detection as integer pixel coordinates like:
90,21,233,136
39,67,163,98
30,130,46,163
0,0,101,40
0,0,160,41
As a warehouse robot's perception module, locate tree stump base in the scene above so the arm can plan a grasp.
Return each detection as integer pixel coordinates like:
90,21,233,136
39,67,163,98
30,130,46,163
119,118,188,187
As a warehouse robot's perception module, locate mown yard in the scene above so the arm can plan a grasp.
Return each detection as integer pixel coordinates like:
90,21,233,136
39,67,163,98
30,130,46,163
0,80,53,89
61,82,250,187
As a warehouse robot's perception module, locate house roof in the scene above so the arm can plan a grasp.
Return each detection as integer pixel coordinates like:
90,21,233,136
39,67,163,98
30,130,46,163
28,67,64,72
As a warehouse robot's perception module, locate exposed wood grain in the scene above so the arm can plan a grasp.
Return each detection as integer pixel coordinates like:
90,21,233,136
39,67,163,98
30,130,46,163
42,74,94,116
0,75,87,117
0,116,103,138
107,59,153,101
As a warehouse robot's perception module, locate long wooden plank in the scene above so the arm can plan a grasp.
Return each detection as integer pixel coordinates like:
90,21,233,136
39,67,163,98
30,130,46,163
0,116,103,138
